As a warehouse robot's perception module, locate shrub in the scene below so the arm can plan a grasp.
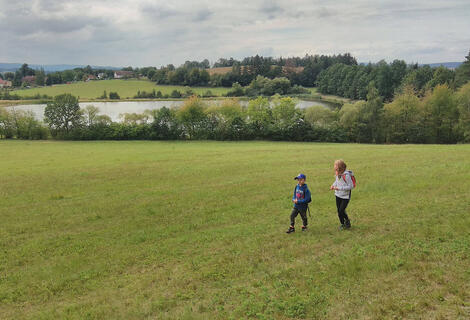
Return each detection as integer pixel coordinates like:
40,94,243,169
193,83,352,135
170,90,182,98
109,92,120,99
226,82,245,97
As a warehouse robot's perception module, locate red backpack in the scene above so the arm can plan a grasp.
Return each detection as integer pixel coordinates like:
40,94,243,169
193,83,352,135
342,170,356,188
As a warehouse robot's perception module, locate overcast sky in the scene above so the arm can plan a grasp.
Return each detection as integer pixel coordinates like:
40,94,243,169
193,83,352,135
1,0,469,67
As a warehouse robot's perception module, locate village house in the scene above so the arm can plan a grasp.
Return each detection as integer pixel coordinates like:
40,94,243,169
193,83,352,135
97,73,106,79
85,74,97,81
22,75,36,85
114,71,134,79
0,79,12,88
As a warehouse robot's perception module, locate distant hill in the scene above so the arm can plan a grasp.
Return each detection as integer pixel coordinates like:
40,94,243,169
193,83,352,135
421,62,462,69
0,63,121,73
359,61,463,69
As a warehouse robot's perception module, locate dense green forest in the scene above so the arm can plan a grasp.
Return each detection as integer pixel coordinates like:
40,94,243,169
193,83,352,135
150,53,357,87
316,52,470,101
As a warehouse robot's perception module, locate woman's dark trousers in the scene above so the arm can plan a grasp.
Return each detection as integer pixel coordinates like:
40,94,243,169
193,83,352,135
335,196,350,226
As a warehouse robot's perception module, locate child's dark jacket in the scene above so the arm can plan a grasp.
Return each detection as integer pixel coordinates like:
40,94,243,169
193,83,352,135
292,184,311,210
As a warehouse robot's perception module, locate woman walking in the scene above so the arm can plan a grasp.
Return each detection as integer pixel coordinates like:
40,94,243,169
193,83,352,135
330,159,355,230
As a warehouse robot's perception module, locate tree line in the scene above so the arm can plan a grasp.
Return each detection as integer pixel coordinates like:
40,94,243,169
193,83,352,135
317,51,470,101
1,83,469,143
148,53,357,88
1,64,116,87
1,53,358,89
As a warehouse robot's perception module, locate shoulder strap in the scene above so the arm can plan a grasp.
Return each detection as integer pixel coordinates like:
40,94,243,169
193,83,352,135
348,170,356,187
342,171,353,180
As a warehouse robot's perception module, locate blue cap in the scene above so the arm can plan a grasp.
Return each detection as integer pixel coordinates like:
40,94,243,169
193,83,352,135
294,173,306,180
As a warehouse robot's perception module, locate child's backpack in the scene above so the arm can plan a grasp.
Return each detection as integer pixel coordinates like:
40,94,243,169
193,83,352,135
342,170,356,188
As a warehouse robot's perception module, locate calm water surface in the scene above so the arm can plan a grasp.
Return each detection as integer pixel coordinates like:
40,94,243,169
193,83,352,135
5,99,332,122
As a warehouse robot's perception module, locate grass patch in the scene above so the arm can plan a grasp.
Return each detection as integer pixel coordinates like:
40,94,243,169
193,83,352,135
0,141,469,319
10,80,230,100
0,100,46,107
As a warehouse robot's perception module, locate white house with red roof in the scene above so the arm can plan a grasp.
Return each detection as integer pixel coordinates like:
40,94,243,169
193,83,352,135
0,79,12,88
114,71,134,79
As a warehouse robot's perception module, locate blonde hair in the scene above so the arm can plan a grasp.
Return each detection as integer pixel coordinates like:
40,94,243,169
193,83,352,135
334,159,347,174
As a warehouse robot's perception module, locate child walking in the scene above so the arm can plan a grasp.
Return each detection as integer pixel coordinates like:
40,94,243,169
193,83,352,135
286,173,311,234
330,160,354,230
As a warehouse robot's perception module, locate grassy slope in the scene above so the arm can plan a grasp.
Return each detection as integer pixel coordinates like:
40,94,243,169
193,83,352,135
10,80,230,99
0,141,469,319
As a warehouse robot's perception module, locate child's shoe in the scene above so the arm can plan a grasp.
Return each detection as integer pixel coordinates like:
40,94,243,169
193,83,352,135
286,227,295,234
344,219,351,229
301,226,308,232
339,224,345,230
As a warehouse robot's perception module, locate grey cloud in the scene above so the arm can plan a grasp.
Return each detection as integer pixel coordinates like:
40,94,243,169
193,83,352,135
0,0,469,66
140,4,179,20
316,7,336,18
36,0,68,12
0,1,106,35
192,8,213,22
0,15,105,35
359,1,470,20
259,1,284,19
290,6,337,19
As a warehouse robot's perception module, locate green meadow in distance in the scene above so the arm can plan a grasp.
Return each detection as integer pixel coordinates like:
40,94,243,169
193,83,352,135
10,79,231,99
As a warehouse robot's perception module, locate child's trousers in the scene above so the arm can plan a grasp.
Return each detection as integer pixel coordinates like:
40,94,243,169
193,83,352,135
290,207,308,227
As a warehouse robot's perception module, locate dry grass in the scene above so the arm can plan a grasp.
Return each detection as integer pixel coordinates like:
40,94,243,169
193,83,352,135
207,67,233,75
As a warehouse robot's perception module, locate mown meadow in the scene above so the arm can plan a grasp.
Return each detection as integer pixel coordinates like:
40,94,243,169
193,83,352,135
0,141,469,319
10,80,231,100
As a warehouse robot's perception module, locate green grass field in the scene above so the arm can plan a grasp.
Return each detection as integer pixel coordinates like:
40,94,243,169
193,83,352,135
9,80,351,105
10,80,230,99
1,141,469,319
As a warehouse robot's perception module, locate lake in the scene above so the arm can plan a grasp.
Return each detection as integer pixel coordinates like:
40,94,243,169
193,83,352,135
4,99,332,122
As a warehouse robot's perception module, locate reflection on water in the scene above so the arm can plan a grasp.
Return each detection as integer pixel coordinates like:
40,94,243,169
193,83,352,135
4,99,332,122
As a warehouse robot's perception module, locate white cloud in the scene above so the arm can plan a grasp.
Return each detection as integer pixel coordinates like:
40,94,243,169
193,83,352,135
0,0,469,66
